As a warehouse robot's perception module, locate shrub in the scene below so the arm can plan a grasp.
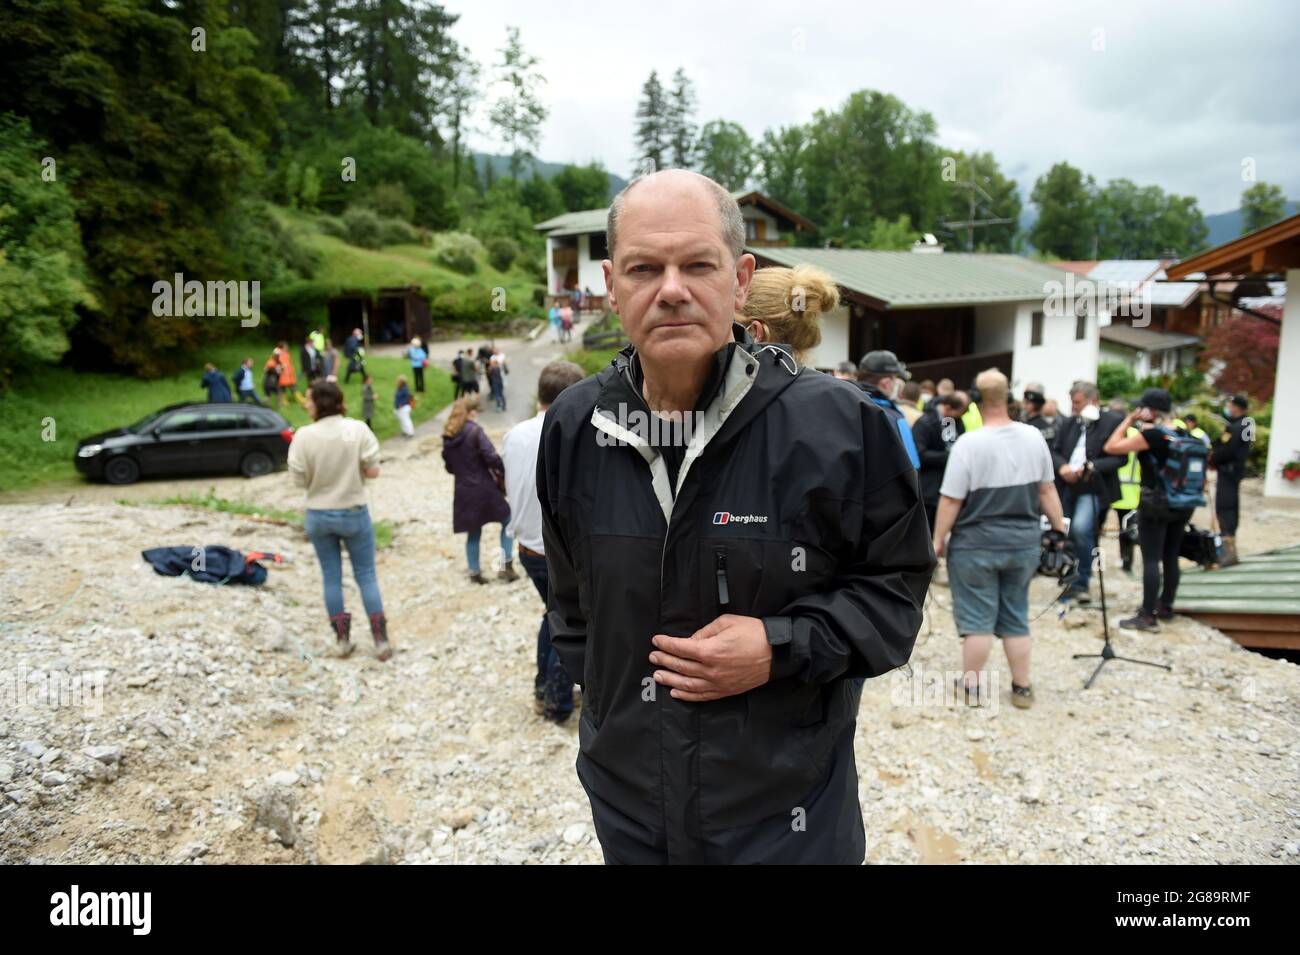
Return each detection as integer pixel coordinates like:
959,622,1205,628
1097,361,1137,400
317,214,347,239
343,206,384,249
433,232,483,275
487,237,519,271
432,284,497,324
367,182,416,222
379,218,419,246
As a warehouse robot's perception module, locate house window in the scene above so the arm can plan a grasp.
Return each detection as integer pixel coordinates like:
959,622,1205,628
1030,311,1043,346
588,232,608,261
745,219,759,241
1075,307,1088,341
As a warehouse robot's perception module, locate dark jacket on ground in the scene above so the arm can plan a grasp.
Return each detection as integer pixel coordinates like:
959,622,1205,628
1051,411,1126,504
912,406,964,507
537,332,934,863
443,419,510,533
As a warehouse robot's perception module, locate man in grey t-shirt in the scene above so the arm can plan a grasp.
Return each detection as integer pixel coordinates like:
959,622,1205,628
931,369,1067,709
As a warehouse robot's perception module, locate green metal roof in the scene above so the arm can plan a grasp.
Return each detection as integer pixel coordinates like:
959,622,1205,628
1174,543,1300,615
749,247,1075,310
533,207,608,237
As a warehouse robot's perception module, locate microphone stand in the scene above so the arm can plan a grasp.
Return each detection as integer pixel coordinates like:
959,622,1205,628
1069,432,1172,689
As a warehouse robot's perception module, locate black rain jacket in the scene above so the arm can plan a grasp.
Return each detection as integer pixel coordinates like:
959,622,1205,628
536,331,935,861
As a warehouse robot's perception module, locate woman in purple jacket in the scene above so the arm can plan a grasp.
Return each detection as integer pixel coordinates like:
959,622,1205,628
441,395,519,584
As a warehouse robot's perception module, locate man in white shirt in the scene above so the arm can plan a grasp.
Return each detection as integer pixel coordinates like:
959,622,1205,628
501,360,586,723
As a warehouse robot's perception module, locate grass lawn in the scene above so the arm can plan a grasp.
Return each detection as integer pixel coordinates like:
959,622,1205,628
132,490,394,549
571,347,621,377
0,336,454,492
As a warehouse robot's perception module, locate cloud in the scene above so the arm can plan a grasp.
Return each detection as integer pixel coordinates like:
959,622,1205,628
454,0,1300,213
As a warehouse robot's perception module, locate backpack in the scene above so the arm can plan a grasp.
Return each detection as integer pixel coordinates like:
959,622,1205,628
1152,426,1208,511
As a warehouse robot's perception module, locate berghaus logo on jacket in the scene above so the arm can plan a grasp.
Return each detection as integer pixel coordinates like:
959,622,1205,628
713,511,768,525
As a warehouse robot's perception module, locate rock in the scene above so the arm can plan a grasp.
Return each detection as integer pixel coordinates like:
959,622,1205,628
18,740,46,759
254,786,297,847
267,770,300,788
562,823,587,845
387,723,417,742
1020,785,1044,805
83,745,122,765
176,842,208,862
0,722,9,738
0,762,13,784
39,748,62,766
125,673,157,688
41,771,69,787
965,727,985,742
445,806,478,830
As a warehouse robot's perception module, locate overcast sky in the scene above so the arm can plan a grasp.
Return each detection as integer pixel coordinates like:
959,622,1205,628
451,0,1299,215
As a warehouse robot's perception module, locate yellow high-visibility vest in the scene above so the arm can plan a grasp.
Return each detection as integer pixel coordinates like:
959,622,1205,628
1115,426,1141,510
961,402,983,432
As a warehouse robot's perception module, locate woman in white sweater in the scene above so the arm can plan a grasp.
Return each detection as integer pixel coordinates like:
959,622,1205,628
287,380,391,660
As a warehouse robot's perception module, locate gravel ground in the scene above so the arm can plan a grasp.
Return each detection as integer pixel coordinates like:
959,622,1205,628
1,432,1297,864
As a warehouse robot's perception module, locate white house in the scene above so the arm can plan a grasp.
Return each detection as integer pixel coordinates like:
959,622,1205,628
1166,214,1300,500
533,190,817,301
750,246,1097,405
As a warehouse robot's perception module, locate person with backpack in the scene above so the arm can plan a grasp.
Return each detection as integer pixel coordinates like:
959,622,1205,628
1104,387,1208,631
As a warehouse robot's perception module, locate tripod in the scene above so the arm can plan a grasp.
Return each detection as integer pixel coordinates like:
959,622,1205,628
1070,480,1171,688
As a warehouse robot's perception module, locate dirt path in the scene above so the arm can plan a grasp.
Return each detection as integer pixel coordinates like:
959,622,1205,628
2,441,1298,863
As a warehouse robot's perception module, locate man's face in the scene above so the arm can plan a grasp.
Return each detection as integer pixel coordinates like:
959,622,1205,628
603,176,755,368
1070,391,1088,416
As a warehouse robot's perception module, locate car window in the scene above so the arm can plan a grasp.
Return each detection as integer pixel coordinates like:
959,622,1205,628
157,411,204,434
131,409,169,432
201,413,245,432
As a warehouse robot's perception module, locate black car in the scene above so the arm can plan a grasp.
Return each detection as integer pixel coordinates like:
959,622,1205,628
75,403,295,485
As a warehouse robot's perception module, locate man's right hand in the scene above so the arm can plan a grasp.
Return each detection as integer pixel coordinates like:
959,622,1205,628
1058,464,1078,483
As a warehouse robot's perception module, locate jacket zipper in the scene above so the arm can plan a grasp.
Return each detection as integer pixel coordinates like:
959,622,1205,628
715,549,730,610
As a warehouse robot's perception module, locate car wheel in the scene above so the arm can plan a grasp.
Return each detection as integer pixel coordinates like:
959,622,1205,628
240,450,274,478
104,456,140,485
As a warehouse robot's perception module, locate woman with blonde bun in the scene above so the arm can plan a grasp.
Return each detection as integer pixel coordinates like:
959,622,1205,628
739,264,840,366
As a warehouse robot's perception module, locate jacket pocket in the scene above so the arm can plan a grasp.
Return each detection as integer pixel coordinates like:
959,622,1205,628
791,680,854,780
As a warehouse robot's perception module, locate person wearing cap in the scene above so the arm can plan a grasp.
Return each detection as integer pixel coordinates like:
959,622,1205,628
856,350,921,469
1103,387,1191,630
1021,382,1056,447
1210,394,1252,567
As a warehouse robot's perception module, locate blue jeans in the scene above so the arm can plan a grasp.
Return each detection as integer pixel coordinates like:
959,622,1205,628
305,506,384,618
519,550,573,719
466,523,512,574
1063,488,1106,593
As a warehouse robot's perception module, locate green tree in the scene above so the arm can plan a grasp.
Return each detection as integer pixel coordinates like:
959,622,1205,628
938,151,1022,253
488,26,547,180
1029,162,1098,259
1241,182,1288,234
756,125,808,220
633,70,670,174
0,114,94,382
1094,179,1206,258
695,120,754,192
666,68,697,169
553,162,611,211
520,172,565,222
798,91,944,247
440,42,482,189
0,0,288,374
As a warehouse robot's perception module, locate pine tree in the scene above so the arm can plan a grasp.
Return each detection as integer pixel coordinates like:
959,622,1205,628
633,70,669,175
666,68,697,169
488,26,548,180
